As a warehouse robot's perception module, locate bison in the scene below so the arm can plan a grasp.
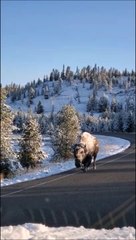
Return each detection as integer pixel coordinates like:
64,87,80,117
73,132,99,172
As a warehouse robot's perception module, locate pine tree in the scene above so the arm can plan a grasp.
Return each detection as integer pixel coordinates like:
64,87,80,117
61,64,66,80
44,84,50,99
18,115,45,169
0,88,15,177
98,95,109,112
36,101,44,114
13,110,25,132
54,69,60,81
87,92,98,113
111,97,118,112
75,66,80,79
123,111,135,132
112,112,123,132
81,115,98,133
28,86,35,104
38,113,49,134
66,66,71,80
52,105,80,160
50,71,54,81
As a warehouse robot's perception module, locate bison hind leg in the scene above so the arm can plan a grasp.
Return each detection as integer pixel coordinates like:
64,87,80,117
92,155,97,170
93,164,96,170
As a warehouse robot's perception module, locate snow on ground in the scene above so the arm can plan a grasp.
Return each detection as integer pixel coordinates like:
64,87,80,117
1,224,135,240
1,135,135,240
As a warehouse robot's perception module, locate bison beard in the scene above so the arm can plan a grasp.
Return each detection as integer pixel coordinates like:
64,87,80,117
75,156,92,171
73,132,99,172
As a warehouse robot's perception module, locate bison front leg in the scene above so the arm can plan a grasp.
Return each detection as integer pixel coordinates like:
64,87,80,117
75,159,81,168
82,155,92,172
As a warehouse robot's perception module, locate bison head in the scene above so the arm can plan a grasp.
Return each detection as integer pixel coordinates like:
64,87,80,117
73,143,87,167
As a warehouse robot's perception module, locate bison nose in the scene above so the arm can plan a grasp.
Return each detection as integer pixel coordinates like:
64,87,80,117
76,152,80,157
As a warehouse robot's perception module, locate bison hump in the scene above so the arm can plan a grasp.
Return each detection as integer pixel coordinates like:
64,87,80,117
80,132,97,143
79,132,99,152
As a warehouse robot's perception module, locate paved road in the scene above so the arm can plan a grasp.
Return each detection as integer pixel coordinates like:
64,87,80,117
1,133,135,228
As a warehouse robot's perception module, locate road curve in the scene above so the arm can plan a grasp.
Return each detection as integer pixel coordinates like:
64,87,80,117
1,133,135,228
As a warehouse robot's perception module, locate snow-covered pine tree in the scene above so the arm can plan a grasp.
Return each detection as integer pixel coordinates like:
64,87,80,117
86,90,98,113
18,115,45,169
97,116,110,132
0,88,15,178
52,105,80,160
111,96,118,112
98,94,109,112
81,115,98,133
38,113,49,134
123,111,135,132
28,86,35,105
54,69,60,81
61,64,66,80
112,112,123,132
53,81,61,95
13,110,25,133
125,96,135,112
74,66,80,80
65,66,71,81
44,84,50,99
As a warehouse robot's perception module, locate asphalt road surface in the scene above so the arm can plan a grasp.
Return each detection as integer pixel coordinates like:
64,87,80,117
1,133,135,228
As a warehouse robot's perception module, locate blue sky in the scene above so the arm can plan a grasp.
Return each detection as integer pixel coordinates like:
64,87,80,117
1,0,135,86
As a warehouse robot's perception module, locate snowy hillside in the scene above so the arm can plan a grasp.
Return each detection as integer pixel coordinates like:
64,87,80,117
6,76,135,116
4,73,135,138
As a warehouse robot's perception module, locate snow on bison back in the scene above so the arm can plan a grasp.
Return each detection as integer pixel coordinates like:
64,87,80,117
73,132,99,172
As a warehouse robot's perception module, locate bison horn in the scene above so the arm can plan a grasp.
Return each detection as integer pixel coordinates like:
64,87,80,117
79,143,86,148
72,143,86,150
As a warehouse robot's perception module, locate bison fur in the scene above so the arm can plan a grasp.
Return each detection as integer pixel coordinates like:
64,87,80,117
73,132,99,172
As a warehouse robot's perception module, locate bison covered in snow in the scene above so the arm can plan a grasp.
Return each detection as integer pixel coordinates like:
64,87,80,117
73,132,99,172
